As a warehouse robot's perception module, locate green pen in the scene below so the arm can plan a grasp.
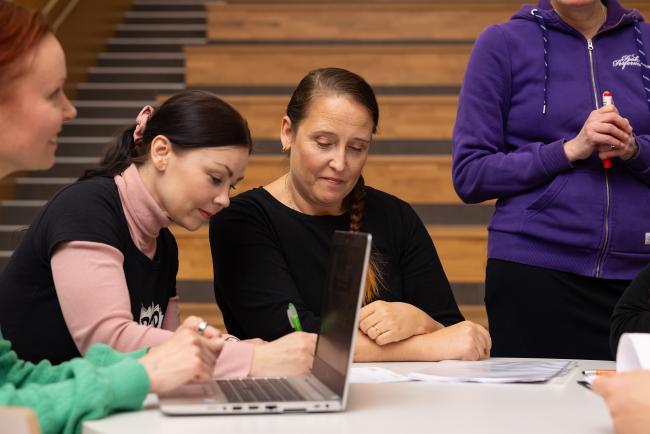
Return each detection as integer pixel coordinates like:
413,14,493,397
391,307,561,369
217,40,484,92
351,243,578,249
287,303,303,332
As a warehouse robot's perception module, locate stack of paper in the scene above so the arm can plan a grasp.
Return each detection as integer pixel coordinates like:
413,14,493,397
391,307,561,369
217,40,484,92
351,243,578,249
350,367,413,384
408,360,572,383
617,333,650,372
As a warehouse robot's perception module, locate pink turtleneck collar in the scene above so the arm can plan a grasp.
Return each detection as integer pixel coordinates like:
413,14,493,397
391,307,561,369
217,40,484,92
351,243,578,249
114,164,171,260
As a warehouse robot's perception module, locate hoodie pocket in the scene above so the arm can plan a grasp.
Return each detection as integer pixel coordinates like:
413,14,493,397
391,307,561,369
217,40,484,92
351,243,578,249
525,174,569,215
522,170,603,249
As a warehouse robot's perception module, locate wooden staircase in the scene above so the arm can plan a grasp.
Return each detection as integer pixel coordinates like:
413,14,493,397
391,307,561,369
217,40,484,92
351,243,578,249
12,0,650,329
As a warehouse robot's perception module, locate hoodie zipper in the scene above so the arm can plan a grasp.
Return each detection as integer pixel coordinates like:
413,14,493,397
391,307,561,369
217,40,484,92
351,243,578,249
588,38,611,278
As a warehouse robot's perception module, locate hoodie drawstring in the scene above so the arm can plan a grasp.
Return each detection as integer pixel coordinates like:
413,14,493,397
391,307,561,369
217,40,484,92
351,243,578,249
531,9,550,115
633,17,650,112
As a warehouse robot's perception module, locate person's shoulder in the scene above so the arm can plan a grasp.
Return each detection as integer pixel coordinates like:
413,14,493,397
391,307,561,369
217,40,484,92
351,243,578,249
50,176,119,210
212,187,275,226
230,187,269,208
474,7,537,45
35,177,126,249
365,186,410,209
365,186,420,222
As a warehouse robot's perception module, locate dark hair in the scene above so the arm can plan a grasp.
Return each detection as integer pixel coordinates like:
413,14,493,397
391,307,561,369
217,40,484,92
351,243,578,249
0,1,50,89
286,67,379,134
82,90,253,179
286,67,382,303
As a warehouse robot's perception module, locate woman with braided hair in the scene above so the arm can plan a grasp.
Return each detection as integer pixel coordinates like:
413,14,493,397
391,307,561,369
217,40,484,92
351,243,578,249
210,67,491,361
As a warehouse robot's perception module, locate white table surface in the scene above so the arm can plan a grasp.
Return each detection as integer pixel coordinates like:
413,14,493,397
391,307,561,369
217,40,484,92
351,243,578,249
83,359,615,434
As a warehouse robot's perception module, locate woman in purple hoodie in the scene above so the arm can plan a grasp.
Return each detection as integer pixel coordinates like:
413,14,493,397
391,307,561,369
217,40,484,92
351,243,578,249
452,0,650,360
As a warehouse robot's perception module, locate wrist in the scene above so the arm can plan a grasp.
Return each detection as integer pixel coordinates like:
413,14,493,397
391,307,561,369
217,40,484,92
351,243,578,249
563,139,579,162
416,316,438,335
624,136,640,161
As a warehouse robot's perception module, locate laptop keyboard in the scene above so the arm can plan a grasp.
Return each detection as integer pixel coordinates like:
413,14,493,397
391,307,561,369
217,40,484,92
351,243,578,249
215,378,305,403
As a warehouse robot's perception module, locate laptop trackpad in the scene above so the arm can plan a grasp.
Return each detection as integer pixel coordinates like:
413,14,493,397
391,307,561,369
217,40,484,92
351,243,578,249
159,382,227,404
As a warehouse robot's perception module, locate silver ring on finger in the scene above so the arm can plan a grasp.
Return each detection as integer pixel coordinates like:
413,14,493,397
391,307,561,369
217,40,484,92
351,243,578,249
610,144,616,150
197,321,208,336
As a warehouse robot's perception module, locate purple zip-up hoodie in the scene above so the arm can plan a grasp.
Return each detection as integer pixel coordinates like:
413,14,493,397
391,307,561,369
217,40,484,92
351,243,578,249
452,0,650,280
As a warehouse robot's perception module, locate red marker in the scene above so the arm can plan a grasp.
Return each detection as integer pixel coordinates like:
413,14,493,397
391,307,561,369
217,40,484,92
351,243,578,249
602,91,613,169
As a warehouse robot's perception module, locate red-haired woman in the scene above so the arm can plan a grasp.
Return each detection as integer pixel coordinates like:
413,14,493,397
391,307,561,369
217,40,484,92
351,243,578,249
0,3,225,433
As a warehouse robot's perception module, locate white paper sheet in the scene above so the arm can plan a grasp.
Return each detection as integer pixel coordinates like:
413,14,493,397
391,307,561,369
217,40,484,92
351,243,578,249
350,367,414,384
408,360,572,383
616,333,650,372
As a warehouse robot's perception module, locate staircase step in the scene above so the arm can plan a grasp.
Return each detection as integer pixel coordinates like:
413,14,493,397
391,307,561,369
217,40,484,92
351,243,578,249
14,178,75,200
0,226,28,251
61,118,134,137
132,0,210,4
73,101,152,118
115,29,206,38
56,137,113,157
76,82,185,100
106,37,205,53
116,23,205,38
117,23,206,31
87,67,185,83
125,11,206,19
97,52,185,67
123,16,206,25
131,4,205,12
34,157,100,178
413,204,494,226
0,201,46,225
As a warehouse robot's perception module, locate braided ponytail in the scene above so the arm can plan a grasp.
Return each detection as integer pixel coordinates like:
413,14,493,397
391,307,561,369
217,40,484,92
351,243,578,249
347,175,383,304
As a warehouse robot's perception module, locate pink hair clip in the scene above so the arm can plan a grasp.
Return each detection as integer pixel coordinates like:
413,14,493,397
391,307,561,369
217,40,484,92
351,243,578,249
133,105,155,143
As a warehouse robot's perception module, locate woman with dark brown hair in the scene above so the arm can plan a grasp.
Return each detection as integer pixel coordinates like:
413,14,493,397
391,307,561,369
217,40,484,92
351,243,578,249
211,67,491,361
0,89,317,377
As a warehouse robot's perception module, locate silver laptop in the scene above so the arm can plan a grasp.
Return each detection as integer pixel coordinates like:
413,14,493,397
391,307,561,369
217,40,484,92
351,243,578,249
159,230,372,415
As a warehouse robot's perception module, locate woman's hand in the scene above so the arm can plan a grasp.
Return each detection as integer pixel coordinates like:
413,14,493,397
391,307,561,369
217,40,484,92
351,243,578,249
358,300,443,345
424,321,491,361
179,315,223,340
593,371,650,434
250,331,317,377
140,321,225,395
564,105,635,163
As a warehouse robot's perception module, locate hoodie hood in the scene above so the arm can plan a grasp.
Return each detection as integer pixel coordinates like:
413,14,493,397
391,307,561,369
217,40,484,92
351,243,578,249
508,0,649,114
512,0,644,30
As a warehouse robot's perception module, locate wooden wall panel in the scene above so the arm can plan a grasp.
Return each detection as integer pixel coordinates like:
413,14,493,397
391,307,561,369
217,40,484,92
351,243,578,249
428,225,487,284
186,45,471,87
208,3,515,42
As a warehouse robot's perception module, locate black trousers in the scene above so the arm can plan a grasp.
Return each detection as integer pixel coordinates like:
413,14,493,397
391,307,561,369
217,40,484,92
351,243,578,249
485,259,630,360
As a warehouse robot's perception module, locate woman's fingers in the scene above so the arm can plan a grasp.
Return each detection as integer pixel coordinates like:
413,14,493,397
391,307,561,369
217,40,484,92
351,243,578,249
359,312,379,335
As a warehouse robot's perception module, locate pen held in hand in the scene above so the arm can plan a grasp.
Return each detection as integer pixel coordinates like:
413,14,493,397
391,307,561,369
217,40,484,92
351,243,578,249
602,91,613,170
582,369,616,376
287,302,303,332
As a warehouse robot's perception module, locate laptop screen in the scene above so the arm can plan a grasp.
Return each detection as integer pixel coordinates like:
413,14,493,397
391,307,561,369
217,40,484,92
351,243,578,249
311,231,371,398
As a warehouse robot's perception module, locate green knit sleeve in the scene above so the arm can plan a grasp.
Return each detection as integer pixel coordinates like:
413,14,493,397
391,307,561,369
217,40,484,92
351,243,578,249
0,339,150,434
0,339,146,385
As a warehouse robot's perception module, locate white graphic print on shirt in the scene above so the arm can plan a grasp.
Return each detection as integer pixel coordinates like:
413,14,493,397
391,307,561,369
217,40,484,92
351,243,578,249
140,302,164,327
